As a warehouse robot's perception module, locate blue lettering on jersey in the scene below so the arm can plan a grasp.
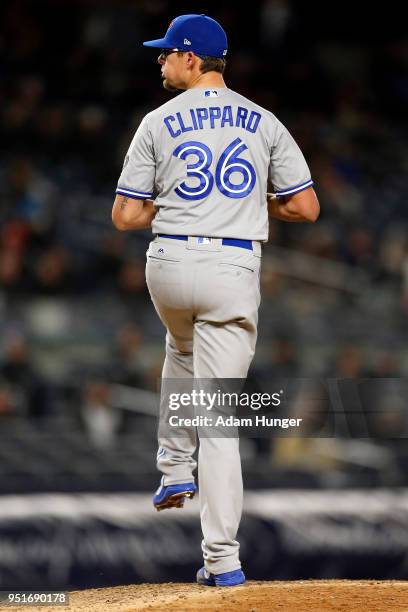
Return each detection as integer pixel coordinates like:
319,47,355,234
221,105,233,127
190,108,198,130
163,106,262,137
172,137,256,200
236,106,248,128
176,111,193,133
209,106,221,128
164,115,181,138
247,111,261,133
196,108,209,129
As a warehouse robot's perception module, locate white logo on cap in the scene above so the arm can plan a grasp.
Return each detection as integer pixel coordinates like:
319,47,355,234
223,49,227,56
184,38,191,45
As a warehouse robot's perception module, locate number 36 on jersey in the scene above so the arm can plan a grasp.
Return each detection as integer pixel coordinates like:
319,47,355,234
173,137,256,200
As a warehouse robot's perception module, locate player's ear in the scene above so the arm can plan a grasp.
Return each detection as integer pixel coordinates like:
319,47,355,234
186,51,196,65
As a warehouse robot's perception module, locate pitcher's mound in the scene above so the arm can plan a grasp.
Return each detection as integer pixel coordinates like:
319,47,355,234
20,580,408,611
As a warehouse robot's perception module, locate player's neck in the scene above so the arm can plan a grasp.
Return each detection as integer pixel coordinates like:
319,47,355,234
187,71,226,90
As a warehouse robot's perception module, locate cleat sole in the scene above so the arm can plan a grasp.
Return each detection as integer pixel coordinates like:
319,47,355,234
155,490,195,511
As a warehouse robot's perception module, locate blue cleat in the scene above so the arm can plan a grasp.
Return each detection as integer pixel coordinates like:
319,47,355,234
153,478,197,511
196,567,246,587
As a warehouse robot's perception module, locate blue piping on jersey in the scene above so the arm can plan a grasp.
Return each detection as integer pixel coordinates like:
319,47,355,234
116,187,153,198
275,179,314,197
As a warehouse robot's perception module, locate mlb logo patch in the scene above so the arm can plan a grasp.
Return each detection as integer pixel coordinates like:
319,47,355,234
204,90,218,97
197,237,212,244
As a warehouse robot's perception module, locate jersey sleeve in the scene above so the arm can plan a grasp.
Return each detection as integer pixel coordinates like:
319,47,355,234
116,117,155,199
269,121,313,197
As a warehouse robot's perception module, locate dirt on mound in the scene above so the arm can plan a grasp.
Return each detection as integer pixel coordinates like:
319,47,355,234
15,580,408,612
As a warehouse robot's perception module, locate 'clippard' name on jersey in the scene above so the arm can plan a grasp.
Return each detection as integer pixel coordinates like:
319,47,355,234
117,87,313,241
164,105,261,137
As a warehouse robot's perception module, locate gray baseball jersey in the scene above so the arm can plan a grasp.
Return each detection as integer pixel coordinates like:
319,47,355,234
116,87,313,240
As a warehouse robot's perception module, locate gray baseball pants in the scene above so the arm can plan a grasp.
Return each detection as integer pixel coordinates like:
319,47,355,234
145,235,261,575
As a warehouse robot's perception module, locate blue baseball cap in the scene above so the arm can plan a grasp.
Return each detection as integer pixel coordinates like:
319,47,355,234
143,14,228,59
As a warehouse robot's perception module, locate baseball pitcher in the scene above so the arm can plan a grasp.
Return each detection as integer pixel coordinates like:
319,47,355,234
112,13,320,587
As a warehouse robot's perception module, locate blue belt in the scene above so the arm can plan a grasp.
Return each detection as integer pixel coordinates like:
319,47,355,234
158,234,253,251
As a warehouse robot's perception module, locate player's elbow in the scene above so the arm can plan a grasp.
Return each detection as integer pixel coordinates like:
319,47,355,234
111,195,145,231
112,208,129,231
288,187,320,223
304,197,320,223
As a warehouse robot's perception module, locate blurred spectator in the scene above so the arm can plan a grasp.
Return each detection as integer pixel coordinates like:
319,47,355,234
261,336,300,379
369,350,402,377
0,245,25,292
79,377,121,450
4,158,56,240
0,329,51,417
0,380,19,422
111,322,146,388
31,246,74,295
331,344,368,378
260,0,293,48
117,259,150,307
272,437,341,474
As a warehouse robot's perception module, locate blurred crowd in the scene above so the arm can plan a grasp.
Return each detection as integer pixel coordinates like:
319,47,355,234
1,1,408,482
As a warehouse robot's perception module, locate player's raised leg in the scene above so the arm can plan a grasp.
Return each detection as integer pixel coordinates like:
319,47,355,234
156,332,197,484
146,250,198,509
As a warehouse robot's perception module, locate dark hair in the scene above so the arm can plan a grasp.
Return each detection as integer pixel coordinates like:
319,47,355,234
176,51,226,74
199,56,226,75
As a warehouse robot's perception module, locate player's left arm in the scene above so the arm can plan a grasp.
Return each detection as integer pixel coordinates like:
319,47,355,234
268,186,320,223
112,194,157,230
